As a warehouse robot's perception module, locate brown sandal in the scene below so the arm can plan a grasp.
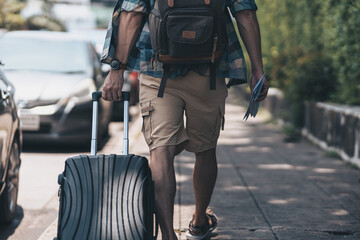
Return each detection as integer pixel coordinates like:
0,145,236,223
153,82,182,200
206,210,218,232
186,210,218,240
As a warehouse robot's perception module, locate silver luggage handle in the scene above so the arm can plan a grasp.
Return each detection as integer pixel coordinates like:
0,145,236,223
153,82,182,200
91,91,130,156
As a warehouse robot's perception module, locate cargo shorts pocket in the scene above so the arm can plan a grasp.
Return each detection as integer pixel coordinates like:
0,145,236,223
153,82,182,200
140,101,154,145
220,104,225,131
214,104,225,139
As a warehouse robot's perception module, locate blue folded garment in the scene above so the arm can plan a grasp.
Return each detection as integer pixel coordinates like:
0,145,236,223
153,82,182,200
243,73,265,120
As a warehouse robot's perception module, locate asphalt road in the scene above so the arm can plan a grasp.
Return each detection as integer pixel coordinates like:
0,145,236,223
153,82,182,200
0,122,125,240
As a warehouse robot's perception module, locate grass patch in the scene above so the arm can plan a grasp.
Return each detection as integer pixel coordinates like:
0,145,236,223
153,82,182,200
264,116,278,125
281,124,301,142
344,161,359,170
325,150,341,159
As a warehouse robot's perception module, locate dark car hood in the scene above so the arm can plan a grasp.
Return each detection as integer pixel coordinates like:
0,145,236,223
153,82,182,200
5,71,89,102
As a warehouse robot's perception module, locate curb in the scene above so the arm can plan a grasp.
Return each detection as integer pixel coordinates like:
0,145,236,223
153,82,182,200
37,218,58,240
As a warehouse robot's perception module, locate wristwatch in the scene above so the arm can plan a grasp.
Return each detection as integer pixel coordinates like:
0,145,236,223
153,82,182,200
110,59,127,70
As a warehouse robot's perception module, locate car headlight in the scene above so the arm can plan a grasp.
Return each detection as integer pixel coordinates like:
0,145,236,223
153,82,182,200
20,78,96,115
68,78,97,104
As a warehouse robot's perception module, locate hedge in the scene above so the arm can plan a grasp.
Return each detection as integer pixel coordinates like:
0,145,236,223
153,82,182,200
0,0,66,31
255,0,360,126
0,0,25,30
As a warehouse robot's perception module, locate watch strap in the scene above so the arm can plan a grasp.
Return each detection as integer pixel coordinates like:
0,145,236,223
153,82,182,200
111,59,127,70
118,61,127,70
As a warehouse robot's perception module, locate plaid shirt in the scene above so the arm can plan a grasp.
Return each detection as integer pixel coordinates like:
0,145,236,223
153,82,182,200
101,0,258,85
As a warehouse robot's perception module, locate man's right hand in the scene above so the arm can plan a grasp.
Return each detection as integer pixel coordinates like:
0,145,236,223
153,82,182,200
102,69,125,101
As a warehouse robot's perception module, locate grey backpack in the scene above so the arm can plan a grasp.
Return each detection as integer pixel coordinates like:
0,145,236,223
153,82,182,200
148,0,228,97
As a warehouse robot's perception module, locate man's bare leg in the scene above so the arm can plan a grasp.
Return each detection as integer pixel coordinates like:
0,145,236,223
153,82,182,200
192,148,218,226
150,146,178,240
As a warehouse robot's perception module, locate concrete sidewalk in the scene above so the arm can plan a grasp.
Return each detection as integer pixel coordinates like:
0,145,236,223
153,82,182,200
121,88,360,240
40,88,360,239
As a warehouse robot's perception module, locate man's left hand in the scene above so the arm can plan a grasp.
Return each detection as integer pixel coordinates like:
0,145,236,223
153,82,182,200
250,73,270,102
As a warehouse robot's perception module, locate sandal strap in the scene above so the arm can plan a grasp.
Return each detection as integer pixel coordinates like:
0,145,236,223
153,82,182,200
205,212,217,229
188,219,210,236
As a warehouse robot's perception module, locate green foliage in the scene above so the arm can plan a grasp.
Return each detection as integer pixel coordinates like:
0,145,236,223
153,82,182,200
91,5,113,29
284,51,336,126
0,0,66,31
321,0,360,105
344,161,359,170
0,0,26,30
256,0,360,126
325,150,341,159
26,15,66,31
281,124,301,142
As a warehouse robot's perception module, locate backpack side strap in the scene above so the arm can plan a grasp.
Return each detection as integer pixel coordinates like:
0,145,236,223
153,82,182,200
210,63,216,90
158,65,170,98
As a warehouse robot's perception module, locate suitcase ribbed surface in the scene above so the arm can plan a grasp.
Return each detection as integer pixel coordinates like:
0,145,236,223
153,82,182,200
57,154,154,240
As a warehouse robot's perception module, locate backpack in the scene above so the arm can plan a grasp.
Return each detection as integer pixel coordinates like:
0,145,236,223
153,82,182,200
149,0,228,97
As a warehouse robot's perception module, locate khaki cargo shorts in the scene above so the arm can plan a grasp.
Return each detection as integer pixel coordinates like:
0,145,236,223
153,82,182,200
139,70,228,153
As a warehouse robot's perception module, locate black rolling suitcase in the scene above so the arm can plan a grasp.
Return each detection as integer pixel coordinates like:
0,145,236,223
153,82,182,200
55,92,158,240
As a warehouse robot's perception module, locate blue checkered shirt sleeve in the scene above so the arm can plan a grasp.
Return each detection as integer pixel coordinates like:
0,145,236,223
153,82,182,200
222,0,258,86
100,0,151,64
228,0,258,14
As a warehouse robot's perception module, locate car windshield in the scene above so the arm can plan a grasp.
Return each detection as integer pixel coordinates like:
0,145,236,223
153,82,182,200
0,36,89,73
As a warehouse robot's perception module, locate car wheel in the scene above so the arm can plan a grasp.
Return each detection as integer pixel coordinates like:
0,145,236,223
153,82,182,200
0,140,20,224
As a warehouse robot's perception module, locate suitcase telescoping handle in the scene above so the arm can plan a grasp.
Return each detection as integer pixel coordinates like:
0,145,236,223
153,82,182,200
91,91,130,156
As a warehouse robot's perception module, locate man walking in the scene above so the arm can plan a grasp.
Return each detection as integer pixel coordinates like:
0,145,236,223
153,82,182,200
101,0,269,239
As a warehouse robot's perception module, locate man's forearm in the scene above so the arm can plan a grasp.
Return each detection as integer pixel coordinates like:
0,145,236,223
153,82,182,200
115,11,144,63
101,11,144,102
234,10,263,77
